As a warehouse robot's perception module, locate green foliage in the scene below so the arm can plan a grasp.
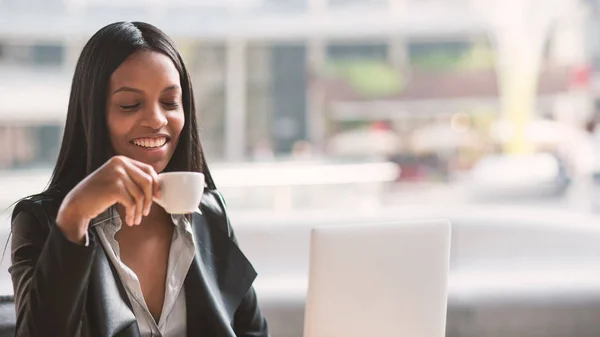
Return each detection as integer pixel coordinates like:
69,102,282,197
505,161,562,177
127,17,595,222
323,59,402,98
411,41,495,71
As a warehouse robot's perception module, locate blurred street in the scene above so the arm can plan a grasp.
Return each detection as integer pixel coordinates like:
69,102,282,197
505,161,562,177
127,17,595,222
0,164,599,296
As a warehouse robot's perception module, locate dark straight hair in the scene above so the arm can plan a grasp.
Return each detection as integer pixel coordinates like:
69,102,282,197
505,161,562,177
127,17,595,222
45,21,215,199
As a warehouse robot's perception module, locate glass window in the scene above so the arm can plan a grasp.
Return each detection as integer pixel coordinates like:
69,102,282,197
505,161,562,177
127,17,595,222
32,44,64,66
247,44,274,159
327,42,388,61
408,40,490,71
0,42,64,67
189,43,227,161
253,0,307,13
0,124,62,170
247,43,307,156
328,0,388,9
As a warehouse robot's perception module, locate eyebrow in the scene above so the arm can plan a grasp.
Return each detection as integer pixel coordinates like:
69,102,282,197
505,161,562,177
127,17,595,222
112,84,181,95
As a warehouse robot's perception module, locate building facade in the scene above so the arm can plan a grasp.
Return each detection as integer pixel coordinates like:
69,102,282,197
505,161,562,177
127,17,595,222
0,0,591,169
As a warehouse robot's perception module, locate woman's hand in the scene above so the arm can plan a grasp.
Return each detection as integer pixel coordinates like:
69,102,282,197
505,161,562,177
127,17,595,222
56,155,160,243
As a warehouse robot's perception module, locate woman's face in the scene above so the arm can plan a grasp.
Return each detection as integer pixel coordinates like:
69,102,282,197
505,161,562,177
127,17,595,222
106,51,185,173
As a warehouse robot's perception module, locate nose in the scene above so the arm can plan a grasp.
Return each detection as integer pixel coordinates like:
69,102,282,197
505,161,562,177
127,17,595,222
140,103,168,130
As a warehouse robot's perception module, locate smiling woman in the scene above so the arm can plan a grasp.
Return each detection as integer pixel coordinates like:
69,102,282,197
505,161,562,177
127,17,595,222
8,22,269,337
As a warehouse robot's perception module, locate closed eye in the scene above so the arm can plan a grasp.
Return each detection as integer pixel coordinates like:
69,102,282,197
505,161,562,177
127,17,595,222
120,103,140,111
162,102,180,109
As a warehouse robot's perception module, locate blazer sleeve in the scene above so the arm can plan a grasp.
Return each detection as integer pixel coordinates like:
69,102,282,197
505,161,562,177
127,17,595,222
233,287,269,337
212,191,270,337
9,200,97,337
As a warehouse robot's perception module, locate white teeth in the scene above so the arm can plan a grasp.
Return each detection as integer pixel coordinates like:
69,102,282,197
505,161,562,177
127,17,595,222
133,137,166,148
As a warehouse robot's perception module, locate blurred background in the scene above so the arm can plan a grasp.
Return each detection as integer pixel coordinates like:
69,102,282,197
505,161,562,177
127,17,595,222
4,0,600,336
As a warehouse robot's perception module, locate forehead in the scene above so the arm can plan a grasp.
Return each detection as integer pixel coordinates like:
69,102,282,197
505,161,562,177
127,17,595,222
109,51,180,90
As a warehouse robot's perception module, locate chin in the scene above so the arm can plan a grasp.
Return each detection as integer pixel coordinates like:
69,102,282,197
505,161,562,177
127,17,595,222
126,154,169,174
151,161,169,174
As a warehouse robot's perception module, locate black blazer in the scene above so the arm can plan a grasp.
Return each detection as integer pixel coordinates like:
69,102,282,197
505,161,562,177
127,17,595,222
9,189,269,337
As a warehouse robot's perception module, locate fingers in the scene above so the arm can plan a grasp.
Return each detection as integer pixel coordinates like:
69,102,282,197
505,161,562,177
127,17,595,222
119,173,145,226
129,160,161,199
114,177,139,226
122,161,157,217
109,156,160,225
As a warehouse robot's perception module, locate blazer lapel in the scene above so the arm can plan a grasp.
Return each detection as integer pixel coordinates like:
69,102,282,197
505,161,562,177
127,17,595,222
87,230,140,337
185,211,257,336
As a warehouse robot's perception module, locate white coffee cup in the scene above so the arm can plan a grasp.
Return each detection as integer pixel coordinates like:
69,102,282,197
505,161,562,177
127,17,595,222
153,172,205,214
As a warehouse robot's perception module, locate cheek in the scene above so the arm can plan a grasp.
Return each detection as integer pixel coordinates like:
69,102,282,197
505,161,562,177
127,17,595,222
106,112,133,144
168,111,185,137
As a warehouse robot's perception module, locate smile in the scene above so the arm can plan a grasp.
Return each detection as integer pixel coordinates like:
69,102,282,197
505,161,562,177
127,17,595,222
131,137,168,149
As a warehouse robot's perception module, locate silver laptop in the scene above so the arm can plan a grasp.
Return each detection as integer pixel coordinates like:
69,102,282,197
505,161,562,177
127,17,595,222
303,219,451,337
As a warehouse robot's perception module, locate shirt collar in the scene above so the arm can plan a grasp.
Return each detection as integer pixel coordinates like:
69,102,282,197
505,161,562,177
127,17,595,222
90,207,119,228
90,206,193,234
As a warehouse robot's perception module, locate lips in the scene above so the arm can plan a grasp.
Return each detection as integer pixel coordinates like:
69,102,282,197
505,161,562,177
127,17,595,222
131,136,169,149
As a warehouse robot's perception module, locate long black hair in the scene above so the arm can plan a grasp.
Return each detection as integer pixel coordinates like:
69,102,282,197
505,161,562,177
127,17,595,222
45,21,215,199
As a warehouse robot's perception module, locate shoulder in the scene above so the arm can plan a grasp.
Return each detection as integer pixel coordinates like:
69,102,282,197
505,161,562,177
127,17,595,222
200,189,226,217
199,188,235,239
11,192,61,231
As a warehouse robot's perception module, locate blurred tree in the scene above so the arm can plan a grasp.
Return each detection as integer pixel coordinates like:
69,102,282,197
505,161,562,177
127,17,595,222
323,59,402,97
409,40,494,71
457,41,495,71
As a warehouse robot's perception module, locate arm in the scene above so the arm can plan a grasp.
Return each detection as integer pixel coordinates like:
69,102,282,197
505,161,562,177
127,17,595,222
10,204,97,336
10,156,160,336
212,190,269,337
232,287,269,337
